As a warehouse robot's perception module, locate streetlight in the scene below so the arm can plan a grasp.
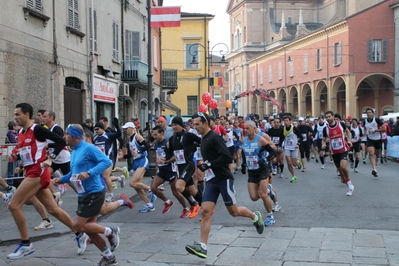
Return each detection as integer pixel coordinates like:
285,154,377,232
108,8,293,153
189,41,229,115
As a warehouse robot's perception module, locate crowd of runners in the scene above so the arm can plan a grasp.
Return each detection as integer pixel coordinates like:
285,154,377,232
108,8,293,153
0,102,396,264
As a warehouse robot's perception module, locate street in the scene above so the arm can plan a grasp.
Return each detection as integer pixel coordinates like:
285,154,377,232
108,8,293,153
1,158,399,265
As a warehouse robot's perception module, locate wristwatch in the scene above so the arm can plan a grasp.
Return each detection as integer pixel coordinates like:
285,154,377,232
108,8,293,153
87,170,91,176
49,154,56,159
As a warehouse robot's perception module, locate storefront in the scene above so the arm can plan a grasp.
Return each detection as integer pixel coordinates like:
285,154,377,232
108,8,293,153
93,75,118,122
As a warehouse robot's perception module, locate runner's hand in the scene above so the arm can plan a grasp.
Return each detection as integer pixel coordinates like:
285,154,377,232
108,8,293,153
42,158,52,168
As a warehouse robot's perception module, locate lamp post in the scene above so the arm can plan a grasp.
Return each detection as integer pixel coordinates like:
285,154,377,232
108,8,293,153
189,41,229,115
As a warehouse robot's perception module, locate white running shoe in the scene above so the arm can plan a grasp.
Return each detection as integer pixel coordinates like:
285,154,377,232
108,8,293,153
354,168,358,173
321,165,325,169
3,192,14,204
34,220,54,231
53,192,63,206
346,184,354,196
272,203,281,212
75,233,89,255
105,194,115,202
118,176,125,188
337,170,340,176
7,243,35,260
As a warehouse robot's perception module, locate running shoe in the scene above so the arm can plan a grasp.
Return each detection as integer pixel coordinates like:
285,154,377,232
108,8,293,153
354,168,358,173
302,167,306,172
189,205,201,219
297,159,302,170
122,166,129,179
107,226,120,252
58,184,68,195
118,176,125,188
3,192,14,204
185,241,207,259
119,193,134,209
6,185,16,193
180,208,191,218
279,173,284,178
380,157,384,164
330,159,334,163
337,171,340,176
363,159,366,164
53,192,63,206
311,155,315,159
346,184,354,196
290,176,298,183
350,161,354,169
149,191,157,203
264,216,275,226
139,205,155,213
34,220,54,231
315,158,319,163
75,233,88,255
233,169,238,174
105,194,115,202
112,182,118,189
272,166,277,175
96,255,118,266
372,169,378,177
321,164,325,169
253,211,264,234
7,243,35,260
272,203,281,212
384,157,388,163
162,200,174,214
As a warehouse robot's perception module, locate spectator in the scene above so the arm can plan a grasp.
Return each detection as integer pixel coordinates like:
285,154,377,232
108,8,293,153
388,118,395,131
5,121,19,186
82,118,94,133
393,117,399,136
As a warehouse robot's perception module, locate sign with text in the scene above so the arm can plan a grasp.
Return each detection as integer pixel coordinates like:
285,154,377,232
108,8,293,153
93,76,117,103
387,136,399,159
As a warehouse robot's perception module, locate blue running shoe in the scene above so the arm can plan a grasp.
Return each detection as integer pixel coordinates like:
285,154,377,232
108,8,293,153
7,243,35,260
150,191,157,203
139,205,155,213
264,216,275,226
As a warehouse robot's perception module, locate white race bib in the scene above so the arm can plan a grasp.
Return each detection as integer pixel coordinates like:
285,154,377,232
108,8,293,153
97,145,106,154
302,133,307,142
174,150,186,165
331,138,344,150
204,168,215,181
195,147,203,161
272,137,280,144
70,174,86,193
246,156,259,170
19,146,34,166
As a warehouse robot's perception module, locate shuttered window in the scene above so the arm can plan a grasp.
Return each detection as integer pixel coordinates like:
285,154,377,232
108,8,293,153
112,21,119,61
185,43,199,69
89,7,97,52
27,0,42,12
368,39,388,62
68,0,79,29
125,30,140,60
304,53,308,73
315,48,322,70
187,96,198,115
332,42,342,66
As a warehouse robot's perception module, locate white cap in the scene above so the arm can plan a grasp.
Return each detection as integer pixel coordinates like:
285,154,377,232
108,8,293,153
122,122,136,129
298,117,305,121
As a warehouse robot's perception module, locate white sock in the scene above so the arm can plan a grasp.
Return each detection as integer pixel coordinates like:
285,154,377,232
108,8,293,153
267,212,273,217
165,199,170,204
200,242,207,250
101,248,112,257
147,203,154,207
118,199,124,206
103,227,112,236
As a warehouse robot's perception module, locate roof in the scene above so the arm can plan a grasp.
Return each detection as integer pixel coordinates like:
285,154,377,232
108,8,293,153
181,12,214,18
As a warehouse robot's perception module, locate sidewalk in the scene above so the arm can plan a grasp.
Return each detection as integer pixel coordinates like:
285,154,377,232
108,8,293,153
0,161,139,246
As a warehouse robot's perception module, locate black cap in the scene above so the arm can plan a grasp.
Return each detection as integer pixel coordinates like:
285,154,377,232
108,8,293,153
171,116,184,128
94,122,104,130
209,116,216,122
319,115,324,119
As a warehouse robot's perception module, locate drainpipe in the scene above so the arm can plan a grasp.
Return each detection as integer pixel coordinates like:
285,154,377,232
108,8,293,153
89,0,95,120
50,0,58,111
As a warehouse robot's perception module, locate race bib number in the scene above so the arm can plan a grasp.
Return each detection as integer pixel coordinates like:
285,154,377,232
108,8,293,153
318,132,323,139
19,146,34,166
302,133,307,141
286,138,294,146
246,156,259,170
174,150,186,165
70,174,86,194
272,137,280,144
204,168,215,182
171,162,177,172
97,145,106,154
331,138,344,150
381,133,387,139
195,147,203,161
156,149,166,166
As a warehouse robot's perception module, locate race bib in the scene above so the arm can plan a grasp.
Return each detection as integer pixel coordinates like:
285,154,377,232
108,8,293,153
70,174,86,194
354,136,359,142
171,162,177,172
272,137,280,144
174,150,186,165
331,138,344,150
318,132,323,139
195,147,203,161
381,133,387,139
286,138,294,146
204,168,215,182
19,146,34,166
302,133,307,141
97,145,106,154
156,149,166,166
246,156,259,170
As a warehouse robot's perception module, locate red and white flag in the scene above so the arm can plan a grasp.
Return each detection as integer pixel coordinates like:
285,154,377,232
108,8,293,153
150,6,181,28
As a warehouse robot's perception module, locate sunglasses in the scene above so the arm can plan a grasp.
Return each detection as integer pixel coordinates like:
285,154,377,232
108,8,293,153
94,128,100,131
197,112,208,123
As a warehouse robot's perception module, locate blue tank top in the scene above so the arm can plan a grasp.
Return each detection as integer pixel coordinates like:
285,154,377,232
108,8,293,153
243,134,261,170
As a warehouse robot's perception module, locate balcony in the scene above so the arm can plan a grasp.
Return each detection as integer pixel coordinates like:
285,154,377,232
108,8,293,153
121,60,148,87
162,69,178,89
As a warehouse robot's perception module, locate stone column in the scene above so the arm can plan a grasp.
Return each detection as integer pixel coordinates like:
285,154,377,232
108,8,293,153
391,2,399,112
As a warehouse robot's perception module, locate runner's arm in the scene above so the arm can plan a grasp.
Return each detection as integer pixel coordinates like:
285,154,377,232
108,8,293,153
34,126,66,157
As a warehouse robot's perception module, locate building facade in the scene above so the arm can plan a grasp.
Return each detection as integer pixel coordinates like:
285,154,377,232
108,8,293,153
226,0,394,118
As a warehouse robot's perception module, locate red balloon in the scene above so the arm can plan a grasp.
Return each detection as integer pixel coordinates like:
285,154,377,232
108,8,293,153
198,104,207,113
209,99,218,110
202,92,211,105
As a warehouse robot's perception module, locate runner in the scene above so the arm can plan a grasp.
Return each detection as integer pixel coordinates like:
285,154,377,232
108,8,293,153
282,116,303,183
54,124,120,265
349,118,364,173
7,103,86,260
314,116,330,169
322,111,355,196
297,117,314,172
268,118,285,178
232,120,244,174
185,112,264,259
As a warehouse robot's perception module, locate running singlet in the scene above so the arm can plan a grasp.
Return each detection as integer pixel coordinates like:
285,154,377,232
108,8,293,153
315,123,326,140
154,138,172,171
225,129,234,148
17,124,47,167
283,126,298,150
364,117,381,140
243,134,261,170
325,122,349,155
128,133,148,160
351,126,362,143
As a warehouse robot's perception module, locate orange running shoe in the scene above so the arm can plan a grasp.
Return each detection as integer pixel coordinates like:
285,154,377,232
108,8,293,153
119,193,134,209
189,205,201,219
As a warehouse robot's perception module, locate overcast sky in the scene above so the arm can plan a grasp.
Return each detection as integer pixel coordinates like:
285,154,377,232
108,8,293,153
163,0,230,50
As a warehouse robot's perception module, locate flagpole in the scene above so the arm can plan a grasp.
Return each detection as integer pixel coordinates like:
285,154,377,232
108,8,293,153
147,0,153,141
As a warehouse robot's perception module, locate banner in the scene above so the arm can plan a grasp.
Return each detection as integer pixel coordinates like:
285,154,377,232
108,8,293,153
151,6,181,28
387,136,399,159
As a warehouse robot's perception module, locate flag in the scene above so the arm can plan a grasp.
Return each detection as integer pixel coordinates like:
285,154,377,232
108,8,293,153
151,6,181,28
209,77,223,87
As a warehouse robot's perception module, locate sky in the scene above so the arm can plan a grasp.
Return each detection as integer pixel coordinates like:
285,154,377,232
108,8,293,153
163,0,230,50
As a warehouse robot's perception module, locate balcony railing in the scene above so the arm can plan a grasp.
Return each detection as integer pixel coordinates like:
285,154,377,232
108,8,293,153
162,69,178,88
121,60,148,83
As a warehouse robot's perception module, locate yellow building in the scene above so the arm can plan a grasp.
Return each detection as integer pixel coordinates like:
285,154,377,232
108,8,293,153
161,12,214,116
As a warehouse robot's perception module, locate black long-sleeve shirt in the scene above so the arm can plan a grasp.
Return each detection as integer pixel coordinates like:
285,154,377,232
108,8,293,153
200,130,233,182
167,130,201,164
